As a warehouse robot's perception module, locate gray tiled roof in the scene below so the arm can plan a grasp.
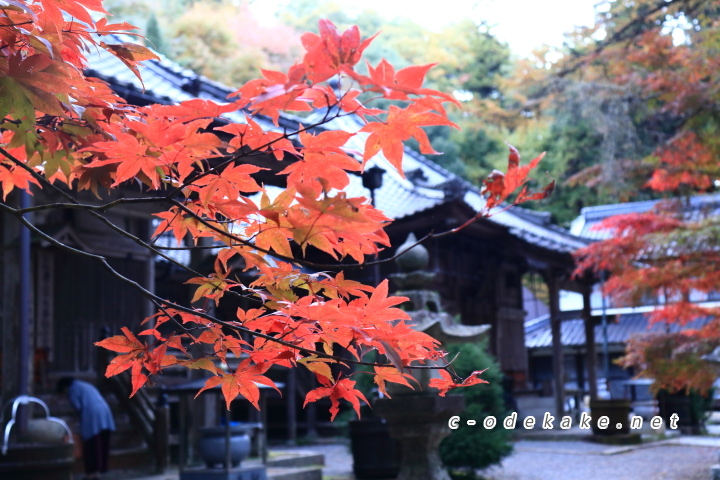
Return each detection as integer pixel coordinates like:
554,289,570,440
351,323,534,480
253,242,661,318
84,35,280,130
570,193,720,240
87,36,588,255
525,312,712,349
86,38,201,103
321,115,589,253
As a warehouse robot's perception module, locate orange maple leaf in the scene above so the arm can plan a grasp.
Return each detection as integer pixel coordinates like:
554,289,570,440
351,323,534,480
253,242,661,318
361,104,458,174
0,163,40,200
301,19,377,83
429,369,489,397
304,376,369,421
101,41,159,86
196,360,279,410
95,326,145,353
373,366,417,398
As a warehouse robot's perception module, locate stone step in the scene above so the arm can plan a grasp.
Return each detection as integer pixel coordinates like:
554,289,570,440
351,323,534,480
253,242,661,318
266,451,324,469
267,466,323,480
265,449,324,480
116,464,323,480
109,445,154,470
72,444,153,474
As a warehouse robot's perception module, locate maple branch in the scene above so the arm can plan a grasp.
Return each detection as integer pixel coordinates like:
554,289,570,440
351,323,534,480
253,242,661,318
163,103,357,200
0,146,78,202
12,197,169,215
0,9,496,413
0,148,263,305
166,110,339,200
168,198,313,265
0,200,451,371
169,196,513,272
0,20,33,28
153,243,247,251
0,146,200,262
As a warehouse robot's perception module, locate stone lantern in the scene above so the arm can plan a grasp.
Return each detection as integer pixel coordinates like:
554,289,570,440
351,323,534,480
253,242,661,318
374,233,489,480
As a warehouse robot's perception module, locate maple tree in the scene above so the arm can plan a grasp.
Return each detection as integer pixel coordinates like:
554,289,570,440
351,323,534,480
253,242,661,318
0,0,549,417
570,0,720,394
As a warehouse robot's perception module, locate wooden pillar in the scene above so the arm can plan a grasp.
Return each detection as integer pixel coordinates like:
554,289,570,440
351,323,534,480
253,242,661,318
286,367,297,444
547,271,565,419
582,285,598,401
154,391,170,473
574,352,584,392
305,373,318,439
179,394,190,469
144,220,156,319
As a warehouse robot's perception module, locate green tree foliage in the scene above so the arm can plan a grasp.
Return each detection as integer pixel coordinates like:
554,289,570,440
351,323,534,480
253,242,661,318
105,0,153,29
444,126,504,183
440,342,513,476
145,13,165,54
549,0,720,199
166,1,301,85
490,0,720,224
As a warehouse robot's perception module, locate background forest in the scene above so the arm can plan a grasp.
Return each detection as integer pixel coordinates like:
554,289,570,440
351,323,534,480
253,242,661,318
105,0,719,227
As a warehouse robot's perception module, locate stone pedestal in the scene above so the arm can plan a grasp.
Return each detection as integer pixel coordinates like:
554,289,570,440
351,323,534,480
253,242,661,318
713,464,720,480
375,395,464,480
0,443,74,480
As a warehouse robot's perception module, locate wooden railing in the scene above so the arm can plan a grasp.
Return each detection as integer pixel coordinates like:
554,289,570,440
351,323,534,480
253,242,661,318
98,346,169,473
105,371,156,446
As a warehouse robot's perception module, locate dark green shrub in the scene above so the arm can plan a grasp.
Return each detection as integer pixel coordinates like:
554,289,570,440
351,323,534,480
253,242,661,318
440,341,513,477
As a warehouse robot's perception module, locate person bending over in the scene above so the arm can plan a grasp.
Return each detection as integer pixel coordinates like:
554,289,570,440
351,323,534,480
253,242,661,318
57,377,116,480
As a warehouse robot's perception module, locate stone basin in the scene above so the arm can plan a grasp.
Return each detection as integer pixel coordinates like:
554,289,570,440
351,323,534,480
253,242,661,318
0,442,74,480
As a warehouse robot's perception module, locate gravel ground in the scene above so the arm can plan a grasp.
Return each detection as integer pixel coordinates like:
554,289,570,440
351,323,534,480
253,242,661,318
91,437,719,480
314,443,354,479
481,441,718,480
314,439,719,480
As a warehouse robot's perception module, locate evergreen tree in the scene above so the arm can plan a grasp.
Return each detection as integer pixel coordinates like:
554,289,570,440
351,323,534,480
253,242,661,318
145,13,165,54
440,342,513,478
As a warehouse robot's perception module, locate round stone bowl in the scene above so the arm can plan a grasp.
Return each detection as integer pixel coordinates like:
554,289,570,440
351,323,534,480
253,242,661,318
197,425,252,469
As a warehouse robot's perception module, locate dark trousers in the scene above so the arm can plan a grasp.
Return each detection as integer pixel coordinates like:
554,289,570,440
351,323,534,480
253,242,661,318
82,429,111,474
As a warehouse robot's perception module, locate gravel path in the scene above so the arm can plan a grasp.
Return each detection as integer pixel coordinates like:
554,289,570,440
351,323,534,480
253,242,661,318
313,439,719,480
109,437,720,480
481,440,718,480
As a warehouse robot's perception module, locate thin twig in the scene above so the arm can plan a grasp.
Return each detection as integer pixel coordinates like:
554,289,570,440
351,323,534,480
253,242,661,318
0,202,453,371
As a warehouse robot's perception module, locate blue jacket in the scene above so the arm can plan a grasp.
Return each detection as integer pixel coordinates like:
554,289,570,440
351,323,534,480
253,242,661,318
67,380,116,440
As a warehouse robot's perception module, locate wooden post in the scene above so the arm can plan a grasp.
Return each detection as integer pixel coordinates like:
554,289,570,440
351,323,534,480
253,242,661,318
582,284,598,401
260,391,268,464
286,368,297,445
305,373,318,439
179,395,189,470
154,389,170,473
547,271,565,419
